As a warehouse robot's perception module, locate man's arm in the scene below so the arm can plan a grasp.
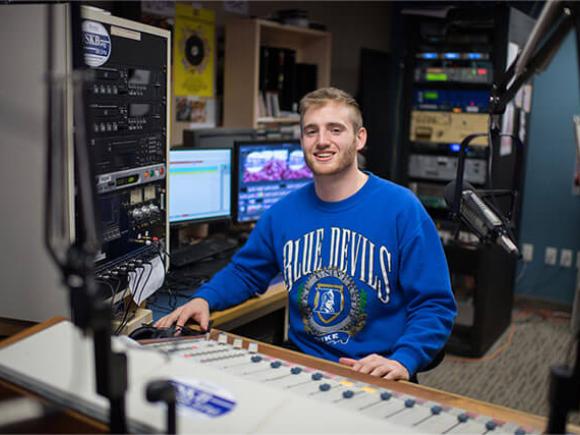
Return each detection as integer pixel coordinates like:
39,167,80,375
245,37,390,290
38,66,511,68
155,213,279,328
339,217,456,380
387,217,456,376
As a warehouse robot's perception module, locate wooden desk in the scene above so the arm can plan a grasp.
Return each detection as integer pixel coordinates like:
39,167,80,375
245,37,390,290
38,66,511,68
207,281,287,332
0,317,36,339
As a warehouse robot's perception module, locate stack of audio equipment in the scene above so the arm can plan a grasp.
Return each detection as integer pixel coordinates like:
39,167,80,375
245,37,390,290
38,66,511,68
78,7,171,295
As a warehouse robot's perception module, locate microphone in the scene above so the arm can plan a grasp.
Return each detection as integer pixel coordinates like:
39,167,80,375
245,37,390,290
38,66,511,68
443,181,520,258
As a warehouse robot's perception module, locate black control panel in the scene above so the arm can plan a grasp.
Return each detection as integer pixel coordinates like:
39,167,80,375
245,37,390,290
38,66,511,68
79,12,169,273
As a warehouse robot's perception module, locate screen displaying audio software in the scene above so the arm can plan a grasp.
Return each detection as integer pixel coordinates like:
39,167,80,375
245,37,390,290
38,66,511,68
235,140,313,223
169,148,231,224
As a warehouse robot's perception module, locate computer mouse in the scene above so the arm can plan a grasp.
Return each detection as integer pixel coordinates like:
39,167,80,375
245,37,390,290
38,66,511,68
129,325,177,340
129,323,209,340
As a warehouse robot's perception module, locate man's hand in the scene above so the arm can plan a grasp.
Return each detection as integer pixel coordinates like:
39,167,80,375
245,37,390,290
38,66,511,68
339,354,410,381
154,298,210,332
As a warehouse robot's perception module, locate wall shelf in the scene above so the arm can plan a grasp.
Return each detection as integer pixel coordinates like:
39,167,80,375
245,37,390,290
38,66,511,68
224,18,331,128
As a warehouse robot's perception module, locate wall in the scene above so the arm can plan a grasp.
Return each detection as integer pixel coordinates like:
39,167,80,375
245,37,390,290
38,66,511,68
0,4,70,322
515,33,580,305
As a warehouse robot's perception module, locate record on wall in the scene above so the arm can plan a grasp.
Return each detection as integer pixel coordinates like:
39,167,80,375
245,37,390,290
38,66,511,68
185,34,205,66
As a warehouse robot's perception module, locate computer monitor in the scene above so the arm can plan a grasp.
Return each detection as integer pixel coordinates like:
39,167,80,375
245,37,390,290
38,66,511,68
234,140,313,223
183,127,257,149
169,147,232,225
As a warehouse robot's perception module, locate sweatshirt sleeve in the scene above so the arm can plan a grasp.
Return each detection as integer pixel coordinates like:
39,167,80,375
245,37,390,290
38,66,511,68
388,217,457,376
193,212,280,311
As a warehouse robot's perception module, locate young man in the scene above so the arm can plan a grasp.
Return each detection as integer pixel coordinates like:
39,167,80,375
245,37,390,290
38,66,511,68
156,87,456,381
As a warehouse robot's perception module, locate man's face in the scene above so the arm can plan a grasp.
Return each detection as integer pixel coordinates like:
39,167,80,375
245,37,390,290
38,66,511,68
301,102,366,177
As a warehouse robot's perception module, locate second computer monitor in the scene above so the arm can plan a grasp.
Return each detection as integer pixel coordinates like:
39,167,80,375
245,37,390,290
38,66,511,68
234,140,313,223
169,147,232,225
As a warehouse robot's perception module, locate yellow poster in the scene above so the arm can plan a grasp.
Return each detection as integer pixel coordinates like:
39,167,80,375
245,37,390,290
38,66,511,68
173,4,215,97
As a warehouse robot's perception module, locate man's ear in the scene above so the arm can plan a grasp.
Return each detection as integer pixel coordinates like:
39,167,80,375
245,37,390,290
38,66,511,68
356,127,368,151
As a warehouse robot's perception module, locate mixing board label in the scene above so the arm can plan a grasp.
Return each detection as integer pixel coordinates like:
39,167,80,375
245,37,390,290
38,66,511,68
170,378,237,419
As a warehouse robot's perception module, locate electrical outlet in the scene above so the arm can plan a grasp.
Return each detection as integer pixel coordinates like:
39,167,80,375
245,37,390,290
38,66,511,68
522,243,534,262
560,249,573,268
545,247,558,266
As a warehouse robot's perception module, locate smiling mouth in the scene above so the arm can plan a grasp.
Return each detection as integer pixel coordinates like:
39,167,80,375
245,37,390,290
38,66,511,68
314,151,335,161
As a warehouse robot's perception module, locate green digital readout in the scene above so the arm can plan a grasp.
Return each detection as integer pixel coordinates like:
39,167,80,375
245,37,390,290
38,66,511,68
426,72,448,81
423,91,439,100
116,174,139,186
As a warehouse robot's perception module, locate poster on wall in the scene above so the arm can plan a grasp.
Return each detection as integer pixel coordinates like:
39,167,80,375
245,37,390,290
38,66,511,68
175,96,216,128
173,4,215,98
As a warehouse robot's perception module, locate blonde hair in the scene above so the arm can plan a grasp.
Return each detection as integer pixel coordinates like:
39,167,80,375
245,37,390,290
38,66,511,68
299,87,363,132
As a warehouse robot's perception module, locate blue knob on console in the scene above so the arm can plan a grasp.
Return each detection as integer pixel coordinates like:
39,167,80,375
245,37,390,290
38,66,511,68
319,383,331,392
431,405,443,415
457,413,469,423
342,390,355,399
380,391,392,401
485,420,498,431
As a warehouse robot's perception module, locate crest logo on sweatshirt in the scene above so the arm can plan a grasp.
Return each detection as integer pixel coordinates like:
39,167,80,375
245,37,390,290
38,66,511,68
313,283,344,323
299,267,367,345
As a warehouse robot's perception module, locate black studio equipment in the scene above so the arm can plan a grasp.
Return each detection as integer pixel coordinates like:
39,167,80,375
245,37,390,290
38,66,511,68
44,4,175,433
69,4,172,315
396,3,537,359
84,14,170,267
446,1,580,433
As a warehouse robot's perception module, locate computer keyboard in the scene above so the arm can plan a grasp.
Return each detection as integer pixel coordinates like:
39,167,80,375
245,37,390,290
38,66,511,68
170,238,238,269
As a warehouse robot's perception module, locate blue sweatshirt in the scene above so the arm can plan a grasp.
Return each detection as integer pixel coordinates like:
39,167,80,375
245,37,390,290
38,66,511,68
195,173,456,376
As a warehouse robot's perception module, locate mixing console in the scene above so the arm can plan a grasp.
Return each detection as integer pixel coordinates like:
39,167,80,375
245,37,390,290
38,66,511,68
0,321,549,433
145,332,542,435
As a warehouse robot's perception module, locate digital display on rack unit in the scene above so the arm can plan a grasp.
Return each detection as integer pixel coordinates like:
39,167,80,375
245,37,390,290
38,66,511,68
128,68,151,85
416,66,492,84
129,103,151,117
413,89,490,112
415,52,490,60
116,174,139,187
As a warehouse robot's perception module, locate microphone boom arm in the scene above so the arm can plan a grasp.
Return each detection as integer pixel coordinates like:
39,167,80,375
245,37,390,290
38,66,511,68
489,1,578,118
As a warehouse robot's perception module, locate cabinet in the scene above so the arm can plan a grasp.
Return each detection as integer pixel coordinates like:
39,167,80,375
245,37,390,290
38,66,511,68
392,4,535,357
444,244,516,357
223,18,331,128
